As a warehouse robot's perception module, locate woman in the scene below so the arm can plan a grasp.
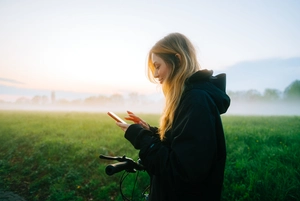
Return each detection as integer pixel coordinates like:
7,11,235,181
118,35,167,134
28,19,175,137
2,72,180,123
116,32,230,201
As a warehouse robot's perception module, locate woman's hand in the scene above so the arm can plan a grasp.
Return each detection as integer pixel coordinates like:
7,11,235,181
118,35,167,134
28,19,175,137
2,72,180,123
125,111,150,130
116,122,130,132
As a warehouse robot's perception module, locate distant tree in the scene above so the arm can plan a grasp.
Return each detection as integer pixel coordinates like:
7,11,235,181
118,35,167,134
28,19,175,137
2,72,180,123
51,91,56,104
31,95,42,104
41,95,49,104
263,89,281,101
244,89,262,101
15,97,31,104
97,95,109,104
84,96,99,105
284,80,300,100
109,93,124,103
31,95,49,105
71,99,83,105
57,99,70,105
227,91,242,101
128,92,140,105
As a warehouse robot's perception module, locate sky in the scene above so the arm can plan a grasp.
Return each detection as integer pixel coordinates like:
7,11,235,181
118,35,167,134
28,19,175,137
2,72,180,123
0,0,300,101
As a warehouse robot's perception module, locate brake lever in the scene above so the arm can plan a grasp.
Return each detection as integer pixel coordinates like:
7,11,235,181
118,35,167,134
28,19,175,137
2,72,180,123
99,154,132,162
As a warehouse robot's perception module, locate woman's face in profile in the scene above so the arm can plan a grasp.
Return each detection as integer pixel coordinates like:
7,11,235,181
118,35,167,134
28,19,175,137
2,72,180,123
151,53,171,84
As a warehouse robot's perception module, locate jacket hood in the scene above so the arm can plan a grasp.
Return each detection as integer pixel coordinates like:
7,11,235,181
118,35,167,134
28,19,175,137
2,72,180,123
185,69,230,114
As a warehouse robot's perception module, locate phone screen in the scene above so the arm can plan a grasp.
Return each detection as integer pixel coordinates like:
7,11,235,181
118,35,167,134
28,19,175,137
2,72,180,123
107,112,126,124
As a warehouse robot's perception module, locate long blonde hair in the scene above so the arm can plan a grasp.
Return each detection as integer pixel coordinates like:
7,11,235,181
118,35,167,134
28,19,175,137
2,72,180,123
147,33,200,140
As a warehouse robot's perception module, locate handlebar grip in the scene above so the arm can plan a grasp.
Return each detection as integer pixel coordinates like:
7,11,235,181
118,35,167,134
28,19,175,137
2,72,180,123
105,161,132,176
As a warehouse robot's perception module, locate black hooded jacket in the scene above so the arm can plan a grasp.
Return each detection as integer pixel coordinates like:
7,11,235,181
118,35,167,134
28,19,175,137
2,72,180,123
124,70,230,201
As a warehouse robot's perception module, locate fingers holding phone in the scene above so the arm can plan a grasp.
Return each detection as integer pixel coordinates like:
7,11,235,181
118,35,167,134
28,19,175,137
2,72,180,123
125,111,150,130
116,122,129,132
107,112,127,124
107,111,149,131
107,111,129,132
124,111,140,123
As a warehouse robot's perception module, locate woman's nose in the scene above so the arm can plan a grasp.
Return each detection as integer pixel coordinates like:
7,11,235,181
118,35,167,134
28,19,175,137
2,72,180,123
154,69,159,78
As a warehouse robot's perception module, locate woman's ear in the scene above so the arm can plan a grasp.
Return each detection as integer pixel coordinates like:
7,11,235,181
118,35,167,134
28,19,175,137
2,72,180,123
175,53,181,66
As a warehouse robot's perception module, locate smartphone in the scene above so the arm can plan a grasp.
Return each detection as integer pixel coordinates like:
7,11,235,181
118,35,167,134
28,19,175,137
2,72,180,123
107,112,127,124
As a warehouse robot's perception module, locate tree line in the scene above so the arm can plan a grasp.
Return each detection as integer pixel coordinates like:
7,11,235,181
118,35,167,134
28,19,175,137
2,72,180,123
1,80,299,106
228,80,300,102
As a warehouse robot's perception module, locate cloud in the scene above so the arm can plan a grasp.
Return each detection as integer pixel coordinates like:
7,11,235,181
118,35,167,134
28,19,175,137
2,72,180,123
0,77,25,85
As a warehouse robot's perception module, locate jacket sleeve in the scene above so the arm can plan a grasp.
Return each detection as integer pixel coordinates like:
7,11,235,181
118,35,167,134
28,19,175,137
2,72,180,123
124,90,218,183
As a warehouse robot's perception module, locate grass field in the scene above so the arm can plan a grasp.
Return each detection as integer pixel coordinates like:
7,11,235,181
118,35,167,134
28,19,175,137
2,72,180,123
0,110,299,201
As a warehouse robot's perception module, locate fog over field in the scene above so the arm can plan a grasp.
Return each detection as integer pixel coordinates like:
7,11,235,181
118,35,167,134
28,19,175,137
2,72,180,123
1,99,299,116
2,57,299,116
1,58,299,116
226,101,300,116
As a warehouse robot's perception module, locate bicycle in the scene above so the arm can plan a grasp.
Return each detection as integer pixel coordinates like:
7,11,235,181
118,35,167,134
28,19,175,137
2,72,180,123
99,154,150,201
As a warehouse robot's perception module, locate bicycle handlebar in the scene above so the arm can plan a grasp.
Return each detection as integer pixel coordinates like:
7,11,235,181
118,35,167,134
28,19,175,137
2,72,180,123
99,155,145,176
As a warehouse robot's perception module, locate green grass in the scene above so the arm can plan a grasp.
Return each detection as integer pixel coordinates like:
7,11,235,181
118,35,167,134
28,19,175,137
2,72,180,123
222,116,300,201
0,111,299,201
